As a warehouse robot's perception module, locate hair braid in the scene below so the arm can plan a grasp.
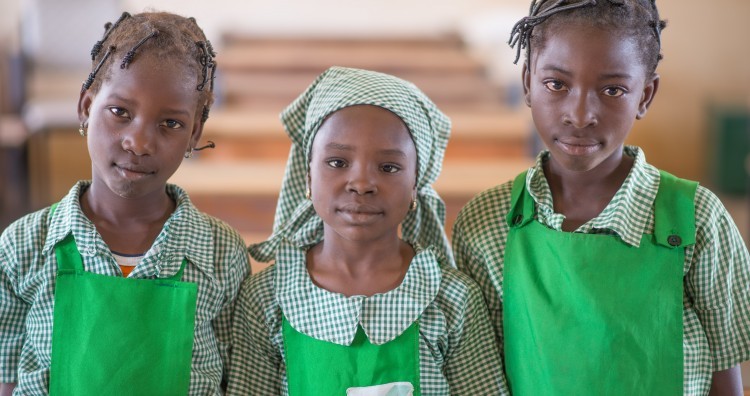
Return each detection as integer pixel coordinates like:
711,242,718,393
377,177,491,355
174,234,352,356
509,0,667,75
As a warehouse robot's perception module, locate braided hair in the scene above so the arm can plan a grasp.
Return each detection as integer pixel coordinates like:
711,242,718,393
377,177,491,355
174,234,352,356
82,12,217,125
509,0,667,76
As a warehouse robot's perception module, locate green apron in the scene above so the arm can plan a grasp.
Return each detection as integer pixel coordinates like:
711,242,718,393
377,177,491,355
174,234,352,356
503,170,696,395
48,204,198,396
282,317,421,395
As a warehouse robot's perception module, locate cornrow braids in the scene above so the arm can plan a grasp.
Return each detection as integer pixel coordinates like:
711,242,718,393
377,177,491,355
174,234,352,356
509,0,667,76
82,12,219,125
91,12,130,60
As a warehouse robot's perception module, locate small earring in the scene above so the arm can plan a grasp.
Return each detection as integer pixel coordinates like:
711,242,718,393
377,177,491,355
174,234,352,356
410,198,418,211
305,186,311,200
78,122,87,137
184,147,193,159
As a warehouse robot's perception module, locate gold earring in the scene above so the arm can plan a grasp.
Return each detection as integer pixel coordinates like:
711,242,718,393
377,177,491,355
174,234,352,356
410,198,418,211
184,147,193,159
79,122,87,137
305,186,311,200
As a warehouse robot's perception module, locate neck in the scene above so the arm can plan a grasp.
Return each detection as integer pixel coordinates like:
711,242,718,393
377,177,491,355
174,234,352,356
316,231,408,276
306,228,414,297
545,146,631,191
81,182,174,227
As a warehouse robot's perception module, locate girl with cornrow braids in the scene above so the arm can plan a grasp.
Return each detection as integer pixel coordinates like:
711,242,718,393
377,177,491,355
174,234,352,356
0,12,249,395
452,0,750,394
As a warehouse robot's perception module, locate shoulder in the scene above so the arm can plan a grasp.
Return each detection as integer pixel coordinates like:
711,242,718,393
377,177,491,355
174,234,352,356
452,180,514,255
0,207,53,275
237,265,281,329
433,267,487,325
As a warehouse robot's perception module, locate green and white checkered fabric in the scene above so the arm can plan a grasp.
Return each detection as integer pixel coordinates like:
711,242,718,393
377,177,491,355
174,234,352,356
248,66,453,267
228,240,509,394
0,181,249,394
452,146,750,395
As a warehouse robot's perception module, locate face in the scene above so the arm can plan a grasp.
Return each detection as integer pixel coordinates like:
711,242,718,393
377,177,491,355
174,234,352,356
523,23,659,174
309,105,417,244
78,53,203,201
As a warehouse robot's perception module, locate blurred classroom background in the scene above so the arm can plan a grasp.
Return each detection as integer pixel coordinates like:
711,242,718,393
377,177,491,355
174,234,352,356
0,0,749,387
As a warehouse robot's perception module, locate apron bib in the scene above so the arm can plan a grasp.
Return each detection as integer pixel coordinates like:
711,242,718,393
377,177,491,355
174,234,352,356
48,204,198,396
503,170,696,395
282,317,421,396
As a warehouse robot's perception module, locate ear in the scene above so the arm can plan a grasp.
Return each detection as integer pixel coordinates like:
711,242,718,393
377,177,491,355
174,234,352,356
522,62,532,107
189,109,206,149
636,74,660,120
78,89,94,124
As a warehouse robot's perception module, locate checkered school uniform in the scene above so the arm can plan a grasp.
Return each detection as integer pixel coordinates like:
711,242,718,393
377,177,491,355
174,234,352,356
452,146,750,395
228,67,509,395
0,181,249,395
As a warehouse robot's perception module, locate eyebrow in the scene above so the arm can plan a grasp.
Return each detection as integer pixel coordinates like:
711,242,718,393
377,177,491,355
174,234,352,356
324,142,408,158
541,65,633,80
109,94,192,117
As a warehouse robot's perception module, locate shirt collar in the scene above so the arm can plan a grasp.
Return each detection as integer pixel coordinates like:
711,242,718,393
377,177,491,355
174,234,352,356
275,238,441,346
42,182,216,280
526,146,660,247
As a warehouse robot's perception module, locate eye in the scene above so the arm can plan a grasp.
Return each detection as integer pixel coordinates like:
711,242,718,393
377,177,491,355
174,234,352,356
603,86,626,97
108,106,130,118
543,80,567,92
161,119,184,130
381,164,401,174
326,159,347,168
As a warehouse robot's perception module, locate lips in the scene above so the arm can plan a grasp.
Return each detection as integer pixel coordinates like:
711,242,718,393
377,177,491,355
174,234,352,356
555,137,601,156
337,203,383,223
114,163,155,179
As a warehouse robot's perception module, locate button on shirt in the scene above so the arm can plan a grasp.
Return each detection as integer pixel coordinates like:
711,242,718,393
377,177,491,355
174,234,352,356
0,181,249,395
227,239,508,395
452,146,750,395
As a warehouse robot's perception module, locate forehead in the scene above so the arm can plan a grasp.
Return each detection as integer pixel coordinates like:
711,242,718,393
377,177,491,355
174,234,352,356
532,23,646,77
98,53,200,107
313,105,414,149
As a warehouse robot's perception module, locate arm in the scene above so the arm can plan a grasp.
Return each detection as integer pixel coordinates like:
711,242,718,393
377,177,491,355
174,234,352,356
451,218,505,346
212,242,250,390
442,276,510,395
226,271,283,395
686,188,750,387
0,383,16,396
708,365,743,396
0,245,27,387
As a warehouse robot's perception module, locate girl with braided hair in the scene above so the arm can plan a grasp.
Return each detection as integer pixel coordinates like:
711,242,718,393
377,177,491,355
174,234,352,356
452,1,750,394
227,67,508,395
0,12,249,395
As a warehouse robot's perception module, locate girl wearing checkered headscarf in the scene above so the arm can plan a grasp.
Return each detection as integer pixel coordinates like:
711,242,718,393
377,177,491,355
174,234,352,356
228,67,508,395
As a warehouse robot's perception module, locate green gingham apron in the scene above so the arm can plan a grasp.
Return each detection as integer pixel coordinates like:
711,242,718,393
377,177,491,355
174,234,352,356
503,170,696,395
47,203,197,395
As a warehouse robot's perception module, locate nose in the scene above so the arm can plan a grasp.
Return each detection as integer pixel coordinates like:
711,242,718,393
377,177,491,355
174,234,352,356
120,122,155,156
563,90,598,129
346,164,377,195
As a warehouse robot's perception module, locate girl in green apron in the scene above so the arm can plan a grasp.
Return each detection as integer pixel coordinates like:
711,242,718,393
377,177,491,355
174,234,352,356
0,12,249,395
227,67,508,395
452,1,750,395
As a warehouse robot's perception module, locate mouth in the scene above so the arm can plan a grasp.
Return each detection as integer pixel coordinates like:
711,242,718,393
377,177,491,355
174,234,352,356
337,204,383,223
114,163,155,180
555,137,601,156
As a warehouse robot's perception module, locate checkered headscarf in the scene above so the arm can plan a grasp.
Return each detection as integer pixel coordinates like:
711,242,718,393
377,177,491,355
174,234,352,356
248,66,453,267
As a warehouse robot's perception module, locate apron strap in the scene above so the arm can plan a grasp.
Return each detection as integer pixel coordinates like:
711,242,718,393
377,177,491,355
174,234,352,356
506,170,534,228
654,170,698,248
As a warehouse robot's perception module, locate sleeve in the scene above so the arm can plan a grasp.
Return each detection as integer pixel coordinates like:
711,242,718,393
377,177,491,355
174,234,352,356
451,215,505,349
211,231,251,390
226,270,284,395
684,186,750,371
0,234,29,383
442,275,510,395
